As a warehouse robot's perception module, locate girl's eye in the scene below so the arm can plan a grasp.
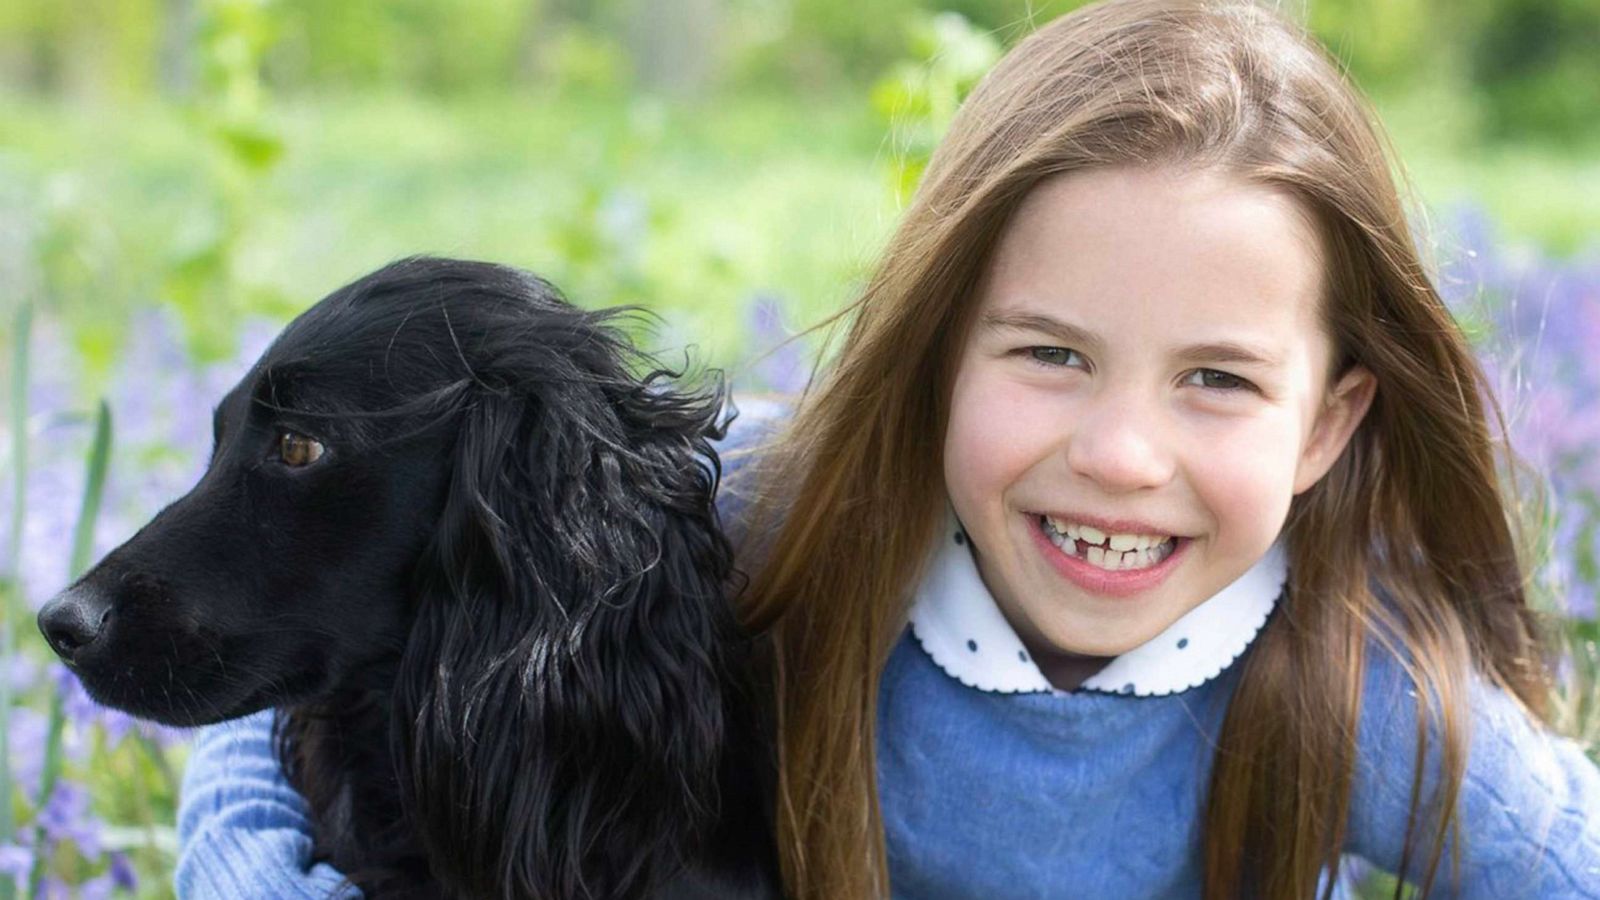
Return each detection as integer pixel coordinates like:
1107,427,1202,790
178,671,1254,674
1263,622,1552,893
277,432,326,467
1026,346,1082,368
1185,369,1253,393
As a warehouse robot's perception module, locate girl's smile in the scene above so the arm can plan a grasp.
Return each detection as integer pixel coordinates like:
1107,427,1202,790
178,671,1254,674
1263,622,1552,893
1030,514,1190,598
942,164,1375,672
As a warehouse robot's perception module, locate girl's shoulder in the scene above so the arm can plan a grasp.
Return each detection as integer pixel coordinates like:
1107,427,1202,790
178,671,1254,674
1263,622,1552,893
1350,605,1600,896
711,393,793,531
716,394,792,462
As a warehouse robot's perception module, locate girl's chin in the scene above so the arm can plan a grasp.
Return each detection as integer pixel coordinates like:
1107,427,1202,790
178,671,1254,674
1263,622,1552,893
1006,591,1168,661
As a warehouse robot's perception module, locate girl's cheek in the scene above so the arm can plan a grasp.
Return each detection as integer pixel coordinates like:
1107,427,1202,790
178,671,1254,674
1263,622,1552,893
1186,419,1303,530
943,370,1039,501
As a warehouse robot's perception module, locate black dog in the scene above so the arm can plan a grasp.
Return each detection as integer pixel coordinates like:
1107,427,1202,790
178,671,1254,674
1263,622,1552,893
37,257,781,899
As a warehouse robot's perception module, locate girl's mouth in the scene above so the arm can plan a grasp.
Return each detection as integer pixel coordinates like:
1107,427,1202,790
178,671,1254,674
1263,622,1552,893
1039,515,1178,570
1031,514,1189,597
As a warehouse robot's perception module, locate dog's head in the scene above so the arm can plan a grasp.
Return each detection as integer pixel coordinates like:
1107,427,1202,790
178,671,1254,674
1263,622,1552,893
41,256,745,894
42,257,755,897
38,257,733,730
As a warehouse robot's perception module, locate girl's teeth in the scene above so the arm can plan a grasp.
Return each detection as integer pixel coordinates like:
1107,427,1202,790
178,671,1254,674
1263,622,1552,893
1040,516,1177,570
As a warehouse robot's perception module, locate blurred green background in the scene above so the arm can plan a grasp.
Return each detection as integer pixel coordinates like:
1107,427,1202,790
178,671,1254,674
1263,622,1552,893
1,0,1597,387
0,0,1596,897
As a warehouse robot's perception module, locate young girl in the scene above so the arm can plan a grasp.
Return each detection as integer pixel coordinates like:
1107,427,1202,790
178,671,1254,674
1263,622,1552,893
176,0,1600,897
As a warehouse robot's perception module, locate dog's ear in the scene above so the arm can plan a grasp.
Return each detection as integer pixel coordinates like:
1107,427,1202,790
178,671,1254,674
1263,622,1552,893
392,362,738,899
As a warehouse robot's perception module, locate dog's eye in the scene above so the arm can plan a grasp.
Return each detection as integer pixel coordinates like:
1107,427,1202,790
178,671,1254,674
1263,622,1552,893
277,432,326,467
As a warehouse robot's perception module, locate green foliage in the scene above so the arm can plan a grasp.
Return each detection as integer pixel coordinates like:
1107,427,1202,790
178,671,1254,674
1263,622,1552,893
733,0,1074,91
3,0,1597,143
0,5,1593,899
872,11,1001,205
0,304,29,900
1305,0,1443,89
1462,0,1600,143
164,0,290,365
270,0,537,93
0,0,165,98
539,23,633,95
779,0,926,84
26,400,112,898
0,299,179,897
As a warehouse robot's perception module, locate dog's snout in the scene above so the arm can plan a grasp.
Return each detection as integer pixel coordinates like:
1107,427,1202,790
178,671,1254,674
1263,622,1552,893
38,586,114,662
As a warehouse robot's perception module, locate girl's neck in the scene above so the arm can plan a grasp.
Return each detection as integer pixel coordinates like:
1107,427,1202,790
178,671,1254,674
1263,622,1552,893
966,543,1116,690
1024,641,1115,692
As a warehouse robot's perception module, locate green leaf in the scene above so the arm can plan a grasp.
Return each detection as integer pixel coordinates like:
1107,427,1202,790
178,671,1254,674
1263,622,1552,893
70,400,113,580
215,122,285,172
26,399,112,898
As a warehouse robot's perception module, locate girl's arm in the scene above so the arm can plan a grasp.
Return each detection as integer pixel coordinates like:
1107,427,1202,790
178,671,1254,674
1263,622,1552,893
1348,644,1600,898
175,710,360,899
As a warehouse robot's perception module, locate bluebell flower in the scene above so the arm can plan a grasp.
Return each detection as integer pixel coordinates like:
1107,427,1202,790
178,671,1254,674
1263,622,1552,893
0,842,33,883
38,781,101,858
745,292,808,396
107,850,136,891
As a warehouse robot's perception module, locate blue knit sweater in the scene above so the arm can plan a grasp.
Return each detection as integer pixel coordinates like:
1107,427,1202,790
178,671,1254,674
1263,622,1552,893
175,404,1600,898
879,627,1600,898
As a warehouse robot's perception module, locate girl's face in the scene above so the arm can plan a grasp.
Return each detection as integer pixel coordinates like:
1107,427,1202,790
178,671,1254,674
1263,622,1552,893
943,165,1375,665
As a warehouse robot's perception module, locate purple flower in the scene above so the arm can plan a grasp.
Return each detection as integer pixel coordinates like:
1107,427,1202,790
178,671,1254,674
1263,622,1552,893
39,781,102,860
76,872,116,900
744,293,808,395
7,706,48,792
47,664,106,761
48,663,149,758
1440,204,1600,620
92,707,142,749
54,664,98,726
20,458,85,609
6,653,39,694
0,842,33,881
23,316,75,431
107,850,136,891
135,717,193,749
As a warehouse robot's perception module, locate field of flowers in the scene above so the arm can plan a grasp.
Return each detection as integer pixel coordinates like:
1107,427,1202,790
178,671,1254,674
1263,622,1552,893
0,204,1594,898
0,13,1596,898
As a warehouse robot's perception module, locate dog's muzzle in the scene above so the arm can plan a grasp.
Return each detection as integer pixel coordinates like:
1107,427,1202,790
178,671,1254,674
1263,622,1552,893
38,584,115,666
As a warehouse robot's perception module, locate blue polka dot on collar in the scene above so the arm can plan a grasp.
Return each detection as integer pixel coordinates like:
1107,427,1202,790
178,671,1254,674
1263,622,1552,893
908,511,1288,697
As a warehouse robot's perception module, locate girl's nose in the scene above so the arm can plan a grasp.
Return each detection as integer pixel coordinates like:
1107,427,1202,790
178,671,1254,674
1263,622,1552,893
1063,403,1175,493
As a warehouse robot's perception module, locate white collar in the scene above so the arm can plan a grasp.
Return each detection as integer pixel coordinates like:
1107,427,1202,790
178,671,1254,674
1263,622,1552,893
907,514,1288,697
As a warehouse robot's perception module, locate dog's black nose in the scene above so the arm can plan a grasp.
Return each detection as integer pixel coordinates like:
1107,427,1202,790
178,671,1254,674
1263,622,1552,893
38,586,114,662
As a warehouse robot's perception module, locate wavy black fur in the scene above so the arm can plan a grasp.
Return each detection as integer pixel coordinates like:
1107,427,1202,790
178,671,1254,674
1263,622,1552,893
37,257,781,899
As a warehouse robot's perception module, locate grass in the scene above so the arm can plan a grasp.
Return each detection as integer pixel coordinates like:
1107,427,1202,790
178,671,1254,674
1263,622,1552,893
0,80,1593,898
0,88,900,391
1,83,1592,401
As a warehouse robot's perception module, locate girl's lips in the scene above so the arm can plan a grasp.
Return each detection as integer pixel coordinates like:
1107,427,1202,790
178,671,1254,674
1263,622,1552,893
1028,514,1189,598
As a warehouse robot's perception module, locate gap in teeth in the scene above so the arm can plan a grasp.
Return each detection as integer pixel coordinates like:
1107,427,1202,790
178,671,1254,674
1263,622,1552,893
1040,516,1176,570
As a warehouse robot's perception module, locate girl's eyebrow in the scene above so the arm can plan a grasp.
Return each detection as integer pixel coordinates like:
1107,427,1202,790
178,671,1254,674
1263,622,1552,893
980,310,1284,369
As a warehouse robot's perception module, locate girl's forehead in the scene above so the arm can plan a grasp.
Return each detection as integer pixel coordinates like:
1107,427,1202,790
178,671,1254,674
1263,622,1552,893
980,166,1327,347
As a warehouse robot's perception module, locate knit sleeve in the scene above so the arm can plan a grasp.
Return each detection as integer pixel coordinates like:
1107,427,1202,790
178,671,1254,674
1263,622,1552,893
1346,644,1600,898
175,709,360,900
712,394,788,532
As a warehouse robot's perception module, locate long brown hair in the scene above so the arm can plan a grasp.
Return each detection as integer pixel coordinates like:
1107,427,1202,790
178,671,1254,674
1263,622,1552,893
734,2,1554,897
